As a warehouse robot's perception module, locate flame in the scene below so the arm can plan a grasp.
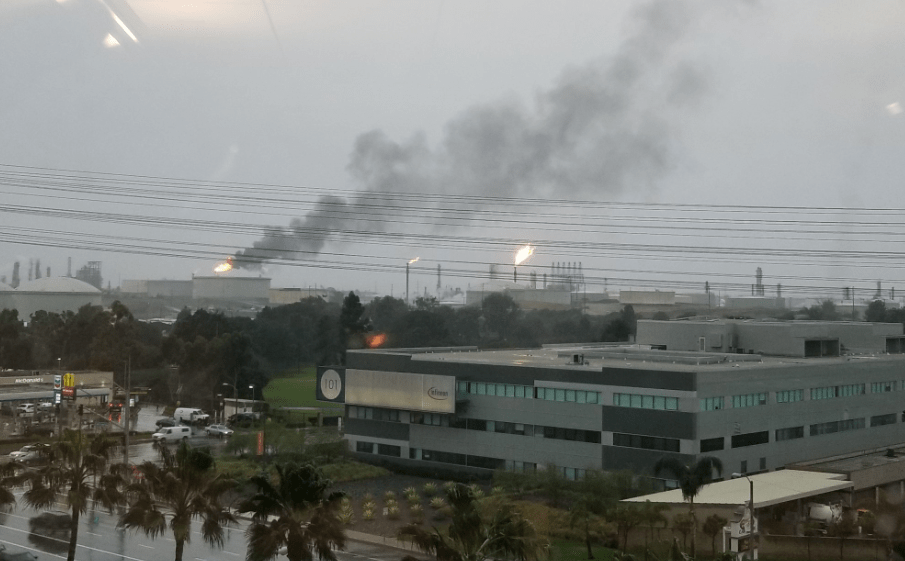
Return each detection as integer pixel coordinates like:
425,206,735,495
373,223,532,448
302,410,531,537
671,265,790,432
514,245,535,266
408,257,420,265
366,333,388,348
214,257,234,273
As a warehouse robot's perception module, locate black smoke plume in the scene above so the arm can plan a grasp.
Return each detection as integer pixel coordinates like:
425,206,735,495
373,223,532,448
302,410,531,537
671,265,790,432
233,0,705,269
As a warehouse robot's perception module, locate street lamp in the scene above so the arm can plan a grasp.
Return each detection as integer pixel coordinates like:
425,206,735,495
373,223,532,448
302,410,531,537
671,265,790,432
249,384,255,403
732,473,755,559
222,382,236,418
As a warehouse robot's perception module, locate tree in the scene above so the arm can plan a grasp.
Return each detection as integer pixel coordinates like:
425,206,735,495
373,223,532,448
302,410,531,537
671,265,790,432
121,441,235,561
21,430,126,561
339,292,369,362
638,500,669,554
865,300,888,323
398,483,543,561
609,503,644,552
481,293,520,341
828,514,857,560
238,463,346,561
671,512,694,553
702,513,728,556
653,456,723,559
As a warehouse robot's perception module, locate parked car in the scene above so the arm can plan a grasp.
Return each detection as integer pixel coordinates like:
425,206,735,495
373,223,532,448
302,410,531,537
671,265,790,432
227,412,257,427
9,444,40,461
29,511,71,539
15,403,35,416
205,424,234,438
155,417,177,428
37,402,54,411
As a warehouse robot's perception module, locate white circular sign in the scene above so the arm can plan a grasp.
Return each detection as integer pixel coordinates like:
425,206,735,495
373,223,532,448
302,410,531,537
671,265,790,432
320,369,342,400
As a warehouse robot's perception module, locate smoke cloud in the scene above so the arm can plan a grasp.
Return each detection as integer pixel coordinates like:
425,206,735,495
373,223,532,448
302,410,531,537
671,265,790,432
233,0,705,269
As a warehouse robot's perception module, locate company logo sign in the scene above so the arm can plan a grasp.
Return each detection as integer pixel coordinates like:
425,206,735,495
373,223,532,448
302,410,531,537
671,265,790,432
320,369,342,400
427,387,449,400
15,378,43,384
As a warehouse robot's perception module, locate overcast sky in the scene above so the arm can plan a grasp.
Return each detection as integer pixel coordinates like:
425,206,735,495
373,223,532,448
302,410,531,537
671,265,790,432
2,0,904,301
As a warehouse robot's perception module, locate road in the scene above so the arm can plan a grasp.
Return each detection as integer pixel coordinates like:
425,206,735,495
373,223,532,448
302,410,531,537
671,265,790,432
0,496,420,561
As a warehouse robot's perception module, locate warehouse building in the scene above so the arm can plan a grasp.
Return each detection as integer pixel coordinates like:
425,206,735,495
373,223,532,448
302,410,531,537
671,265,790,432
318,319,905,482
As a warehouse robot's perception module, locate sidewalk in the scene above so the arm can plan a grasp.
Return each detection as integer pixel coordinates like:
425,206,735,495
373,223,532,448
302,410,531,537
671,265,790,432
345,529,419,552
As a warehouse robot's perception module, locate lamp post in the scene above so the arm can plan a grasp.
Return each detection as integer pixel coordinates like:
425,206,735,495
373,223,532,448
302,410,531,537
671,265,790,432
222,382,236,419
249,384,255,403
732,473,755,559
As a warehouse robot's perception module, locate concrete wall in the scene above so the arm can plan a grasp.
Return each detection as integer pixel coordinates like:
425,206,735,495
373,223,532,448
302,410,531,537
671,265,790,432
147,280,192,298
637,320,904,356
192,276,270,300
696,358,905,475
620,290,675,305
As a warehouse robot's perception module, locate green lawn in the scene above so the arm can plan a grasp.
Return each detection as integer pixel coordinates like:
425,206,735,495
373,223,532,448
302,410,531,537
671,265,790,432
262,366,343,413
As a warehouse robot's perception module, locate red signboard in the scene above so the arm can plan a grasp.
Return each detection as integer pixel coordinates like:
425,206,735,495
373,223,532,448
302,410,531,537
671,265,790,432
256,431,264,456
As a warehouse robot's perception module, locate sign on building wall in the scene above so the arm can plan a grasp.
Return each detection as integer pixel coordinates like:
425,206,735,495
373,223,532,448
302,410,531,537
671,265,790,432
344,370,455,414
316,367,346,403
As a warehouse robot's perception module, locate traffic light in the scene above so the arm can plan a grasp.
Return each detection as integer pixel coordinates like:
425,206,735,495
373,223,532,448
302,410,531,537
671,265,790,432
78,404,83,416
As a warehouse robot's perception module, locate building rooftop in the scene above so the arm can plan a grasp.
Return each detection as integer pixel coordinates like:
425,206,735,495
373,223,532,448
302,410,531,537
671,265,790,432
375,344,905,373
623,470,852,509
792,445,905,474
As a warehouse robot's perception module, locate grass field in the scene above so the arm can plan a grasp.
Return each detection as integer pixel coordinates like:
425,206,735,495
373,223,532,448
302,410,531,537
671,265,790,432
262,366,343,413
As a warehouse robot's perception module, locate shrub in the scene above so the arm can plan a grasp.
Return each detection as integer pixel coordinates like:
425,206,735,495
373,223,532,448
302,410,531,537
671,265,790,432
432,505,451,521
423,483,438,497
469,483,484,498
339,502,355,525
386,505,400,520
442,481,456,492
362,507,375,521
404,486,418,498
406,491,421,504
429,497,446,510
384,490,396,502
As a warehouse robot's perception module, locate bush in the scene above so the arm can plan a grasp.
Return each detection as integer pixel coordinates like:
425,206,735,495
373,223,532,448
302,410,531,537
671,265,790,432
362,507,375,521
423,483,438,497
386,505,400,520
429,497,446,510
384,490,396,502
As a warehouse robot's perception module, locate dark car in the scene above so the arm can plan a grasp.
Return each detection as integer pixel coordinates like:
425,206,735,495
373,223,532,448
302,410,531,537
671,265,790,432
155,417,177,428
0,544,38,561
227,412,256,427
29,511,71,539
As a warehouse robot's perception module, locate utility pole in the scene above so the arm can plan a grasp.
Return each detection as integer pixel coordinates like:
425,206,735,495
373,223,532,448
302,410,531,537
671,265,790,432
123,357,131,469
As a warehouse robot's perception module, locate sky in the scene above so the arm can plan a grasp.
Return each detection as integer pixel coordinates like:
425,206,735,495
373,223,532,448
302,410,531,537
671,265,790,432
1,0,905,302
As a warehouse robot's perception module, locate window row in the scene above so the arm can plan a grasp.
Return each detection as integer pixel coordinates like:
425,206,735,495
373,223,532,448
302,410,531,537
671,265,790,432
698,413,899,451
613,433,680,453
408,448,505,471
449,417,601,443
536,387,600,404
613,393,679,411
731,392,767,408
456,381,601,404
701,382,875,411
811,384,865,400
457,381,534,399
501,461,585,480
355,441,402,457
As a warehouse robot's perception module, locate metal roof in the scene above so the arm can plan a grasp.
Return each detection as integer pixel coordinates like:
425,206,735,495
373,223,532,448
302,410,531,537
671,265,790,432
15,277,100,293
623,470,853,509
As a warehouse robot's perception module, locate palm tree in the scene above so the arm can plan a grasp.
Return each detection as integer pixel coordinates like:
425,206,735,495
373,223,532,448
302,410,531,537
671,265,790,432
120,441,235,561
20,430,126,561
237,462,346,561
398,483,543,561
653,456,722,559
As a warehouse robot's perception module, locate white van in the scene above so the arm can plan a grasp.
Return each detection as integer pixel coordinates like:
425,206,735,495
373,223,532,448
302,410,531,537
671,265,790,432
173,408,210,425
151,426,192,443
